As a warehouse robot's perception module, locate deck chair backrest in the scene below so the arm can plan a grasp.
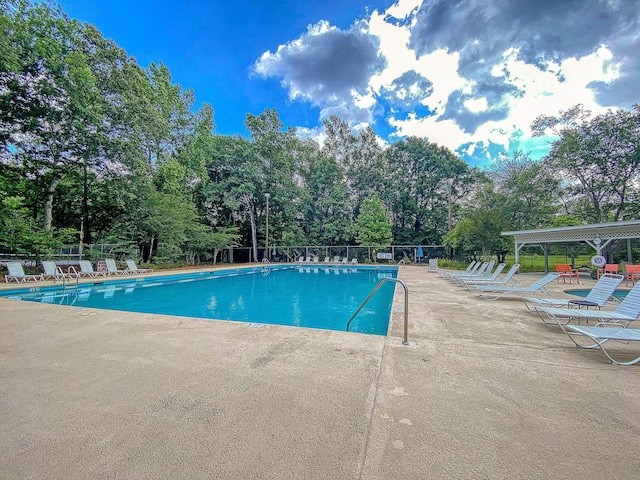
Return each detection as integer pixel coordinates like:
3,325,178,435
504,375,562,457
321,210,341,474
502,264,520,281
125,259,138,270
615,281,640,318
7,262,25,277
42,261,57,276
79,260,95,273
474,262,489,276
555,264,573,273
105,258,119,272
585,274,624,305
485,262,503,279
529,273,561,290
485,260,496,276
463,261,476,273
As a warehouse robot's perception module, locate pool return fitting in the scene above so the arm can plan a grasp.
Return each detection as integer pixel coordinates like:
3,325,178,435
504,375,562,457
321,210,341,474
345,278,409,345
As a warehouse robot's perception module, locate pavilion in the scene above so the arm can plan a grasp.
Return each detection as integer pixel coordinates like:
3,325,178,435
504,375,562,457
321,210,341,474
502,220,640,271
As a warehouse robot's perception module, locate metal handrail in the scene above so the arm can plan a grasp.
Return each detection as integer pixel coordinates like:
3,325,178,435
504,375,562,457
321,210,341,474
346,278,409,345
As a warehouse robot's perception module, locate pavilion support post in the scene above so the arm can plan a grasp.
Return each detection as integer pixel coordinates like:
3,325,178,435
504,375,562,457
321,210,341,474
568,246,576,268
541,244,549,273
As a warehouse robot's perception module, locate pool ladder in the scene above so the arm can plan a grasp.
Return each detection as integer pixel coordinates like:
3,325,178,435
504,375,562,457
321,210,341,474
346,278,410,345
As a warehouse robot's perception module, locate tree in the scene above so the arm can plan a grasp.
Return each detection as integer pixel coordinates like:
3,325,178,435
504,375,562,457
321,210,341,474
488,151,560,230
532,104,640,223
383,137,486,245
354,195,392,246
299,151,352,245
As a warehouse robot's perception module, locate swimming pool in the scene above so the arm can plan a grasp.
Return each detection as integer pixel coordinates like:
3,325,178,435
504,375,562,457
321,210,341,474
0,265,398,335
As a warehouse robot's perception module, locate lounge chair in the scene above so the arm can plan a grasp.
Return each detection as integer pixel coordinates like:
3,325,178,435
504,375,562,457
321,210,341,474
473,273,560,300
341,257,348,264
4,261,44,283
444,261,482,280
333,256,340,263
42,260,79,282
451,260,495,284
555,264,580,284
462,264,520,290
125,259,153,274
312,256,319,263
523,273,624,312
534,281,640,327
459,263,504,288
77,260,107,278
323,257,331,263
105,258,129,276
351,258,358,264
562,325,640,365
439,260,476,278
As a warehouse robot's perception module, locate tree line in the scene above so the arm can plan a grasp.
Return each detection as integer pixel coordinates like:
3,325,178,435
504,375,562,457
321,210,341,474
1,1,639,266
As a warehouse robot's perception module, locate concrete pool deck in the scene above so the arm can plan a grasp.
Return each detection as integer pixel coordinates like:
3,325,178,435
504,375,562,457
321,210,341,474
1,265,639,479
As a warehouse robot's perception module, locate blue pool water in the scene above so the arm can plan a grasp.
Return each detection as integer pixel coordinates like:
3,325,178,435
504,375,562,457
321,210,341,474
566,288,628,300
0,265,398,335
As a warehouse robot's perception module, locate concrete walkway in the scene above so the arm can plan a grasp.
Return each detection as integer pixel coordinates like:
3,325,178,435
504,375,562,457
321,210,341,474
1,266,638,479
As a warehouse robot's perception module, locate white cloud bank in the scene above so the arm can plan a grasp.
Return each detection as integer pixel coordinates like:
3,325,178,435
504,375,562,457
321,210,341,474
254,0,638,164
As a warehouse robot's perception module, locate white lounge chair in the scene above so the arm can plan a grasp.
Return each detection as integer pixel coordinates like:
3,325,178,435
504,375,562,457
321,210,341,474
523,273,624,313
351,258,358,264
42,260,80,282
125,259,153,274
333,256,340,263
4,261,44,283
105,258,129,276
473,273,560,300
323,257,331,263
563,325,640,365
535,281,640,327
77,260,107,278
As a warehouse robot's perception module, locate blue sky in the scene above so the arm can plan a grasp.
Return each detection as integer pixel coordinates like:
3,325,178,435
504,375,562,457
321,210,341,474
56,0,640,166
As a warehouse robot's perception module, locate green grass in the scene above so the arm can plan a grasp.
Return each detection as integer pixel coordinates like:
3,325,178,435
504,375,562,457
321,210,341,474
439,254,595,273
508,254,594,273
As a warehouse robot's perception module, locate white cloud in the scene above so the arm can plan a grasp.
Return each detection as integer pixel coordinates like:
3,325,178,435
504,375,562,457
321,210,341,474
257,0,631,164
385,0,424,20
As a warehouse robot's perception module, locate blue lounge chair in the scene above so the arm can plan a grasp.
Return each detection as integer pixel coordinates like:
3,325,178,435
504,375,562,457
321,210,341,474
523,273,623,313
460,263,505,288
463,264,520,290
563,325,640,365
535,281,640,327
473,273,560,300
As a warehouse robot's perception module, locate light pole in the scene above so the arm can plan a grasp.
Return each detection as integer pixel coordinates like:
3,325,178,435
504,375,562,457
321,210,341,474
265,193,270,261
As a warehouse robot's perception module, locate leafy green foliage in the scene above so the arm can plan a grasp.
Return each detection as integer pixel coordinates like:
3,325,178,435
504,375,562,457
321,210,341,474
354,195,392,246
